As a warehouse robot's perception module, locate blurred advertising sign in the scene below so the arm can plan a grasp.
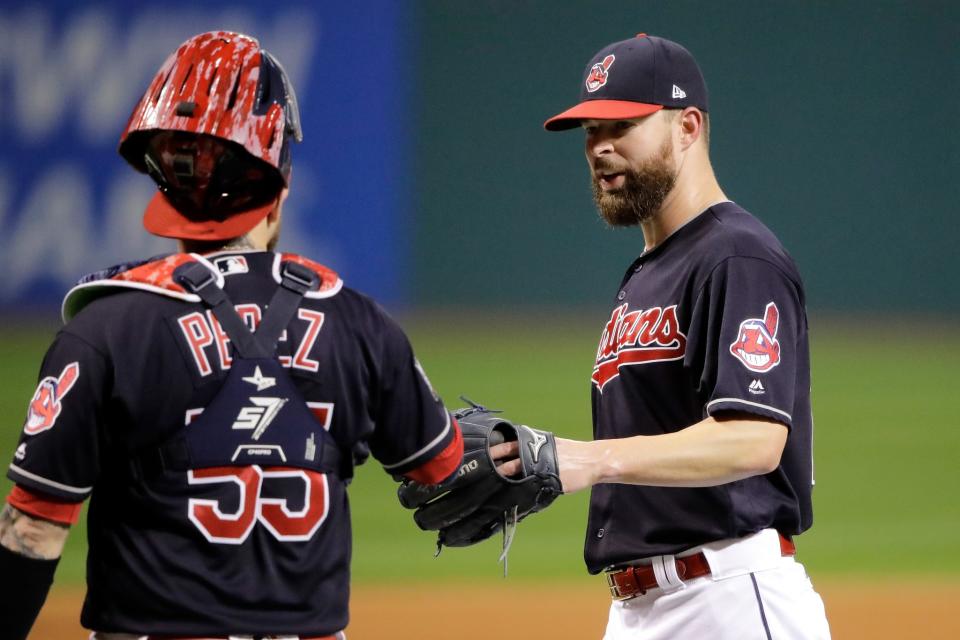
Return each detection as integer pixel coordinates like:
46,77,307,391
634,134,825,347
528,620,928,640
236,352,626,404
0,1,412,310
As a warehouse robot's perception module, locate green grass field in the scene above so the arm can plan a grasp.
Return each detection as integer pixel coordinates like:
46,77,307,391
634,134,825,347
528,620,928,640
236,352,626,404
1,314,958,586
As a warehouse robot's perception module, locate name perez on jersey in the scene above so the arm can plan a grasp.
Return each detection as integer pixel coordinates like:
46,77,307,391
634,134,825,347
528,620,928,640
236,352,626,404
177,304,325,376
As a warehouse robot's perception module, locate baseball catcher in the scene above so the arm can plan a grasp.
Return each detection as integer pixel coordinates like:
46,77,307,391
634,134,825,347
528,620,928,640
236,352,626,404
0,31,465,639
398,402,563,562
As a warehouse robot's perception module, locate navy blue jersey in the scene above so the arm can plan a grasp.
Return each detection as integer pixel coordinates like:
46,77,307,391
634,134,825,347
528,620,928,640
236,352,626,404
7,250,459,635
585,202,813,573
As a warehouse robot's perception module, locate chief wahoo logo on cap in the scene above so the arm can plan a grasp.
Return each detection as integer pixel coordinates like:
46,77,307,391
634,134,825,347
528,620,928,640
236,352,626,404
585,54,615,92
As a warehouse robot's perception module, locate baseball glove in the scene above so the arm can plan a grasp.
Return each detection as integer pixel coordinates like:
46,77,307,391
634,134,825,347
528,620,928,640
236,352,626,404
397,402,563,551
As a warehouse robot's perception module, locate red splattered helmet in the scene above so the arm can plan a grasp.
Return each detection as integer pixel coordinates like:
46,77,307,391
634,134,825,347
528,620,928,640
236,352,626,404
119,31,303,240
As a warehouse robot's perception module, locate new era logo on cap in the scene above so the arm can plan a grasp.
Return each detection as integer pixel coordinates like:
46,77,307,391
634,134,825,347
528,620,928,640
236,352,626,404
672,84,686,99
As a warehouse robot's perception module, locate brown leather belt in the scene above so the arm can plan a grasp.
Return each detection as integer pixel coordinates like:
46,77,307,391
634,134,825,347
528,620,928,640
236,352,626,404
605,533,796,601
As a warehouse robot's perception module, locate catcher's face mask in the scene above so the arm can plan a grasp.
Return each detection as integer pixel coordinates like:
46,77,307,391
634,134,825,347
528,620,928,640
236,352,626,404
144,132,283,220
138,131,285,240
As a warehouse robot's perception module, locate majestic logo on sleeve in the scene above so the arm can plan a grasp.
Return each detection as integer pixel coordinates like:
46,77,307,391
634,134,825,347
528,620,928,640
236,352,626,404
592,304,687,390
729,302,781,373
585,54,615,92
24,362,80,435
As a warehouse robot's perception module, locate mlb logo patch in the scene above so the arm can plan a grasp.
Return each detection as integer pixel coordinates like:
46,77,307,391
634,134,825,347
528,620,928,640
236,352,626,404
214,255,249,276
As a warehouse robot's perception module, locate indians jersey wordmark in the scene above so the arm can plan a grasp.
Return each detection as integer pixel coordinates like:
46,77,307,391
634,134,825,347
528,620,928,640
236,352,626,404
729,302,781,373
592,304,686,390
24,362,80,435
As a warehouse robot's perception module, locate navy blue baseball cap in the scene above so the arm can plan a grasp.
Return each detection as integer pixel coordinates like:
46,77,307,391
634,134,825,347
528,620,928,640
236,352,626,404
544,34,709,131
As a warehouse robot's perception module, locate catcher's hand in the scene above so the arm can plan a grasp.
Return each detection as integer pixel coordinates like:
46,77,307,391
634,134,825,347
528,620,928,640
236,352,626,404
397,402,563,549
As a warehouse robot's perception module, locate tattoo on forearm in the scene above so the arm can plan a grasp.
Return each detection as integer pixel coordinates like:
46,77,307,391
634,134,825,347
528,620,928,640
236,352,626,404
0,504,69,560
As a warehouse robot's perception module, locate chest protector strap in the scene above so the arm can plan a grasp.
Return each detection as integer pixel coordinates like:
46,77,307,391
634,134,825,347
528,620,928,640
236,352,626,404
133,260,352,481
174,260,318,358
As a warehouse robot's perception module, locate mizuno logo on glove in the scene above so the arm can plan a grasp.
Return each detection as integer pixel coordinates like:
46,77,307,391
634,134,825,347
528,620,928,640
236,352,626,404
522,425,548,464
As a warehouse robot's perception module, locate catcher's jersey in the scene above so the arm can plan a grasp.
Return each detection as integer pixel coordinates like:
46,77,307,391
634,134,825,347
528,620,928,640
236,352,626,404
6,250,457,635
585,201,814,573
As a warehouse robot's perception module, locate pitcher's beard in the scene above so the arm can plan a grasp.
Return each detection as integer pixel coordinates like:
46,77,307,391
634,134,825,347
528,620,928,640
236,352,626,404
592,138,677,227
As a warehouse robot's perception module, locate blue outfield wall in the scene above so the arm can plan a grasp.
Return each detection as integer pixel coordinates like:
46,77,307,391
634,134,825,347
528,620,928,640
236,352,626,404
0,1,413,310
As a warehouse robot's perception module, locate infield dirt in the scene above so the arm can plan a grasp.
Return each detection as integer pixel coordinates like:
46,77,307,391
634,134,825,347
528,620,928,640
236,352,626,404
30,579,960,639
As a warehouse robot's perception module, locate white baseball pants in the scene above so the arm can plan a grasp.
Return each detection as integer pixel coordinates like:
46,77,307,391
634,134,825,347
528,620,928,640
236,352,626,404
602,529,831,640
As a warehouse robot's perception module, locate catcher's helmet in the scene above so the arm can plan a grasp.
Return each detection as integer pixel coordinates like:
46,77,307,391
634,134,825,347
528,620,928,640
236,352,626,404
119,31,303,240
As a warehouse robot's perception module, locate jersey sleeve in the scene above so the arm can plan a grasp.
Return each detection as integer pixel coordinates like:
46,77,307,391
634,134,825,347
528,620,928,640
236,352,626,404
6,331,108,501
686,257,806,427
6,485,84,524
368,311,462,484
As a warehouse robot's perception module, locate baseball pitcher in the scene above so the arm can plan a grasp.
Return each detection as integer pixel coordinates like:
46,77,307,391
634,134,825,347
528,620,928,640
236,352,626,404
402,33,831,640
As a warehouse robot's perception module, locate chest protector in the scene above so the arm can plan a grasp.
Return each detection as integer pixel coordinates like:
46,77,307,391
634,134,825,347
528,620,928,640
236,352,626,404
128,258,347,481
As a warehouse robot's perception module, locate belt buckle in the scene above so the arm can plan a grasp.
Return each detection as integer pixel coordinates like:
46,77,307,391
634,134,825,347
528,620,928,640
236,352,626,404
605,567,644,601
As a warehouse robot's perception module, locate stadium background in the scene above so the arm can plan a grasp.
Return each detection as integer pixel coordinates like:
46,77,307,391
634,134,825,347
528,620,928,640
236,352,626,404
1,1,957,638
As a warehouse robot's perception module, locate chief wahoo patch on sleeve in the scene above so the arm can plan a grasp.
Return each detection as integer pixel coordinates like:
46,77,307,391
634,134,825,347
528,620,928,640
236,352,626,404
24,362,80,435
729,302,781,373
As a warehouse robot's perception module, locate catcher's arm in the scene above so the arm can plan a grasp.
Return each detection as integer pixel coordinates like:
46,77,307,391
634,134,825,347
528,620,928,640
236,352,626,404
0,500,71,640
0,503,69,559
